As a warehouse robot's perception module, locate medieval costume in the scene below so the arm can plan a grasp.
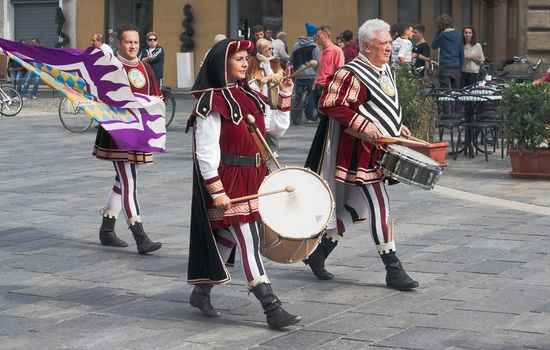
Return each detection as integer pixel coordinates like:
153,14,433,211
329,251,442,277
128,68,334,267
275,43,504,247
304,51,419,291
186,39,300,329
94,53,163,254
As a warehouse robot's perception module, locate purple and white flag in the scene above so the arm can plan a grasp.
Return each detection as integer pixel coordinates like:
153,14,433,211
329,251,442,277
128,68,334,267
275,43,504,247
0,38,166,152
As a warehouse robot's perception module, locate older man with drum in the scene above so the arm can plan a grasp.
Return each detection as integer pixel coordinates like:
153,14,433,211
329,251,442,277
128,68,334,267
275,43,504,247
303,18,419,291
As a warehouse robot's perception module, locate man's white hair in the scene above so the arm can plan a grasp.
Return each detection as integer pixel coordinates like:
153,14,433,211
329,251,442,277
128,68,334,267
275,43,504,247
358,19,390,48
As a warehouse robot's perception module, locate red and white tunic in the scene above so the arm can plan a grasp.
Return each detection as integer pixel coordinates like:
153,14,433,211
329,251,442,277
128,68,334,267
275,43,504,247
318,53,402,185
194,84,291,229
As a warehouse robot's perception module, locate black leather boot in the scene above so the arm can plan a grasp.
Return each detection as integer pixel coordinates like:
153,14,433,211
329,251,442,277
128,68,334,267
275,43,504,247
303,234,338,280
99,215,128,247
381,251,419,291
251,283,301,329
129,222,162,254
189,283,221,318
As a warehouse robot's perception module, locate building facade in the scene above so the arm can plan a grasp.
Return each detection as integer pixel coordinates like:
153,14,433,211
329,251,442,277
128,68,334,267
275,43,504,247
2,0,550,88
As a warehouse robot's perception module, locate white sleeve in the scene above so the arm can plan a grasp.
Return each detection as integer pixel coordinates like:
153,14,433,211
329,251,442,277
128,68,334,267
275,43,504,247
264,91,291,137
195,113,221,180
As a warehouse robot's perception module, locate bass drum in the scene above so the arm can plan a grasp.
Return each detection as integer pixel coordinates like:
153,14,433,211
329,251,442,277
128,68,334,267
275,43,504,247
259,167,334,264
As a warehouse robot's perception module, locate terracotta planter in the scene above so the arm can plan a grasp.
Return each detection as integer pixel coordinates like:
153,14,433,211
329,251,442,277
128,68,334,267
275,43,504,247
509,149,550,179
408,141,449,167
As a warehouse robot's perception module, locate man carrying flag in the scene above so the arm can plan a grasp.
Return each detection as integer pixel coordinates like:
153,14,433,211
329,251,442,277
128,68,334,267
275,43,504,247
94,24,163,254
0,24,166,255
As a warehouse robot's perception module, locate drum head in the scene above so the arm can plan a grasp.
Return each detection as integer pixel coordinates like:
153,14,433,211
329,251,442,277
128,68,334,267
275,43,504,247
386,144,441,168
259,167,333,239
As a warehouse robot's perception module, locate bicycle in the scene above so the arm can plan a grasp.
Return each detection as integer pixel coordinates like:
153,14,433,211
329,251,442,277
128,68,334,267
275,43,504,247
414,60,438,94
162,87,176,128
0,85,23,117
58,96,93,133
495,56,543,83
414,59,438,79
58,87,176,133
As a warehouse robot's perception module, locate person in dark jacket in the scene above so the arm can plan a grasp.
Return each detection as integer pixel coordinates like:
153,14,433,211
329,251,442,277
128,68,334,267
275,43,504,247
140,31,164,87
290,22,320,122
432,15,463,89
8,39,27,92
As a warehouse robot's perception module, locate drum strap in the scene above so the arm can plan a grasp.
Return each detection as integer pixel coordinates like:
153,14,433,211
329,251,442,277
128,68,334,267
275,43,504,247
245,120,270,162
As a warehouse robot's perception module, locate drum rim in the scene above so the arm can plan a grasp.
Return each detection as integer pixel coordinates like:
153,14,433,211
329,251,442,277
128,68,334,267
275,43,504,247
380,168,437,190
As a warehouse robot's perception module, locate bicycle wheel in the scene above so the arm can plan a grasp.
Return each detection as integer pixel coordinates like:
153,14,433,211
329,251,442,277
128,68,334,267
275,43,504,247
0,87,23,116
290,105,303,125
162,90,176,128
290,92,305,125
58,97,93,133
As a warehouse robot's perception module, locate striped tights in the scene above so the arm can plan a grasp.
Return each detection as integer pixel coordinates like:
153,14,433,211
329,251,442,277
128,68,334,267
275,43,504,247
102,161,141,223
214,222,270,287
334,181,395,254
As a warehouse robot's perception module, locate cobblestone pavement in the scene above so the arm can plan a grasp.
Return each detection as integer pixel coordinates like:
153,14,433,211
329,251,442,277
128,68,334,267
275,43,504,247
1,95,550,350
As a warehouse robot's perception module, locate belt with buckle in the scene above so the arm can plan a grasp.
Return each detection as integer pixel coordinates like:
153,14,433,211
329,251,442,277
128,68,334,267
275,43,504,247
221,153,263,167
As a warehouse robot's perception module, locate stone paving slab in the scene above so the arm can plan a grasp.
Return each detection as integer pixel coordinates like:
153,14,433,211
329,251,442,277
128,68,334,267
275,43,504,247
2,97,550,349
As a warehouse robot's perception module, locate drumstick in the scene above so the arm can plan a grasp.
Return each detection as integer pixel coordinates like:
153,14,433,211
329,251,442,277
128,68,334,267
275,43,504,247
246,115,282,169
230,186,296,204
268,60,318,90
344,128,398,144
344,128,427,146
289,60,318,79
382,137,429,146
403,135,430,145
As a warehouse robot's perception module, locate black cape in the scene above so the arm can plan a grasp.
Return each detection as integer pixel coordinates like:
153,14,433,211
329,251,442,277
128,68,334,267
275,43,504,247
186,39,255,285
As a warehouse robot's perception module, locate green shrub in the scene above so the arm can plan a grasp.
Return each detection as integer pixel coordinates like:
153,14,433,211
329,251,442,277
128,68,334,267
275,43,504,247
394,64,437,142
501,82,550,150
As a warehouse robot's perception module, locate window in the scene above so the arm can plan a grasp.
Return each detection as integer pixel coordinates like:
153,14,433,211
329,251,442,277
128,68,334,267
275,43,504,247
398,0,419,24
435,0,452,16
105,0,153,53
358,0,380,24
231,0,282,40
461,0,472,27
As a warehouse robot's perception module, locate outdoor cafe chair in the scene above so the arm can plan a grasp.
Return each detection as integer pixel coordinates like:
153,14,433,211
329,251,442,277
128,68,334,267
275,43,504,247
457,93,504,161
431,89,466,160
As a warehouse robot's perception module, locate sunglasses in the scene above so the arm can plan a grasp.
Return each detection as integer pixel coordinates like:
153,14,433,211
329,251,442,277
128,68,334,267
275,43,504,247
148,38,157,41
318,26,331,36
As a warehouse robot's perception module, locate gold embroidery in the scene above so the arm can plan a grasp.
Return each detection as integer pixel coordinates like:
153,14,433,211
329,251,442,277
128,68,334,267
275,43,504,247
379,72,396,96
206,180,224,194
93,146,154,163
127,68,146,89
208,199,259,220
335,166,383,185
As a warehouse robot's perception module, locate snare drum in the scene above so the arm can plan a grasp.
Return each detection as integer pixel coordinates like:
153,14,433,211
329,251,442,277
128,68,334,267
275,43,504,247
258,167,334,264
378,144,443,190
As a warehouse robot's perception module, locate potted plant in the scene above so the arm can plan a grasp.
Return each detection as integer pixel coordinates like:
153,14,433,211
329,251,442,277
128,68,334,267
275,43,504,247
395,64,448,166
501,81,550,178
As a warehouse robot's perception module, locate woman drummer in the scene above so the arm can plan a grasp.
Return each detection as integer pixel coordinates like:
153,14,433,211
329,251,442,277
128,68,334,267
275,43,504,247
186,38,300,329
